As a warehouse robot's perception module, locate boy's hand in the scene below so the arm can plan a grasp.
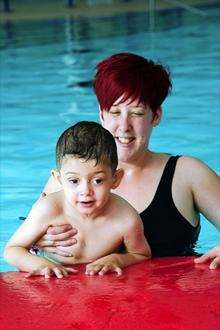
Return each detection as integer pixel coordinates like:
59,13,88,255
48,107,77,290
35,224,78,256
194,246,220,269
25,263,78,279
85,260,122,276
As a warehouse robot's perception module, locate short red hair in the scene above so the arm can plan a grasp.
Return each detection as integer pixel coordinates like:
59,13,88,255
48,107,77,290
93,52,172,114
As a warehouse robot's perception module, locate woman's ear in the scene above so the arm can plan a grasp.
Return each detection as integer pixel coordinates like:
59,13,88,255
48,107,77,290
112,169,124,189
51,169,62,185
152,107,162,126
99,105,104,125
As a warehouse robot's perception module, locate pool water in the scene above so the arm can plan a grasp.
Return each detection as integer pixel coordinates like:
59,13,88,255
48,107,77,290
1,4,220,271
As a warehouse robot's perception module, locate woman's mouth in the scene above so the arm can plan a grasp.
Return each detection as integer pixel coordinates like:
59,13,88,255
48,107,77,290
116,137,135,145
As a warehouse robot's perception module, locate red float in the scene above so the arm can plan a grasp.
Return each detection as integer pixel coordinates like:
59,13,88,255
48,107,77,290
0,256,219,330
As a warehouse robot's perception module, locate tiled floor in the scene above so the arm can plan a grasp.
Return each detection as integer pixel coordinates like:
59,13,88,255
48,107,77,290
0,0,217,22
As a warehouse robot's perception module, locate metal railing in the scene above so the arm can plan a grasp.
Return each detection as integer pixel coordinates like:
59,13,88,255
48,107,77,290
2,0,208,16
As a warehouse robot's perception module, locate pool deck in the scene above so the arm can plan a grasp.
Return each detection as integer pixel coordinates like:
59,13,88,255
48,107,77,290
1,256,219,330
0,0,218,22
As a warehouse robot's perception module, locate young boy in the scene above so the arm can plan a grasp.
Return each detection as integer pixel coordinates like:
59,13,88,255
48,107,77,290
4,121,151,278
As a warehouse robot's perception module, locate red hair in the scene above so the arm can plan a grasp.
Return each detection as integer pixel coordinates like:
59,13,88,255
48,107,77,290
93,53,172,114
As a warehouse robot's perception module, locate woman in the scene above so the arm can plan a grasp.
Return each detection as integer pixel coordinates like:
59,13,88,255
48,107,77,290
37,53,220,269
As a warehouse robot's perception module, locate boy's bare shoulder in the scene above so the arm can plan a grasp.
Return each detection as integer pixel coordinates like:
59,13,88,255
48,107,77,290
110,193,142,227
111,192,136,209
29,191,64,224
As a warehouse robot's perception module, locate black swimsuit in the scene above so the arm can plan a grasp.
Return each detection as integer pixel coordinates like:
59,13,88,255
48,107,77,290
140,156,201,256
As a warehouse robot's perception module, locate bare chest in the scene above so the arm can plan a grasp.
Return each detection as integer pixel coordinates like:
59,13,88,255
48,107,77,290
51,218,123,265
114,160,198,225
114,173,159,213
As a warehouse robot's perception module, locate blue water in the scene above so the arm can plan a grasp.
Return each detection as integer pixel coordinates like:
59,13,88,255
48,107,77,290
1,4,220,271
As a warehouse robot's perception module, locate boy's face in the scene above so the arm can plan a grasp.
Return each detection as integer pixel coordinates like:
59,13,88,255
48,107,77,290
56,156,121,218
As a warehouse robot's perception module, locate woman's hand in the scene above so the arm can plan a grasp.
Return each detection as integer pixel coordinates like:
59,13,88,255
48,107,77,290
35,224,78,257
194,246,220,269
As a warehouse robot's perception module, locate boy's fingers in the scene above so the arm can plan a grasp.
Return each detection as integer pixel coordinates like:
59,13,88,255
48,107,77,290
98,265,109,275
88,266,100,275
85,269,94,275
85,264,93,272
25,271,36,278
44,267,51,278
64,267,78,273
86,264,101,275
210,257,220,270
115,267,122,276
53,267,64,278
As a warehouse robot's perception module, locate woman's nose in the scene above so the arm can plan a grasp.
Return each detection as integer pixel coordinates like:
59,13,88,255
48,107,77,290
119,114,130,132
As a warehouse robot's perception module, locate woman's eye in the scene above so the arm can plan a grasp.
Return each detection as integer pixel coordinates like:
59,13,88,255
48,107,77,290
109,110,120,116
132,112,144,116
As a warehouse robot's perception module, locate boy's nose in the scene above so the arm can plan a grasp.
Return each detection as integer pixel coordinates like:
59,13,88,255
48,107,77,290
79,182,92,196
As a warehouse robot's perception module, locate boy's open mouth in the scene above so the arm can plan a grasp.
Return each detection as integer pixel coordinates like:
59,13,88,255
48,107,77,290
78,201,95,208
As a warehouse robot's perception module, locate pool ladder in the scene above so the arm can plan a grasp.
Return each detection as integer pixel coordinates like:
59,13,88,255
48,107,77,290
149,0,207,29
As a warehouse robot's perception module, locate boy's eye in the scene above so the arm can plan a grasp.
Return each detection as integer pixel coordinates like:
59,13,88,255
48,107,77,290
69,179,79,184
93,178,103,185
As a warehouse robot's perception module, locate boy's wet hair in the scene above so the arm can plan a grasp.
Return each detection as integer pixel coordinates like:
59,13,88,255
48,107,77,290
94,52,172,115
56,121,118,172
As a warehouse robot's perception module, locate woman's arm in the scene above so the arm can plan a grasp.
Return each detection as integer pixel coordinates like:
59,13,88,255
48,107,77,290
194,246,220,270
183,157,220,269
33,174,78,255
42,173,62,195
35,224,78,256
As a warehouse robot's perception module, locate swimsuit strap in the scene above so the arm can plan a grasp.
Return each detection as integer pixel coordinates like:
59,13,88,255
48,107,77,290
153,155,181,204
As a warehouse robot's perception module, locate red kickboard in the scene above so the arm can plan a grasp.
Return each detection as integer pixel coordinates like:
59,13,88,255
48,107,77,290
0,256,219,330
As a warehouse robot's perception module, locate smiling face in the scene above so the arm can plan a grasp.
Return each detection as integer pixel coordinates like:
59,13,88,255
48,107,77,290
56,156,122,218
100,97,161,163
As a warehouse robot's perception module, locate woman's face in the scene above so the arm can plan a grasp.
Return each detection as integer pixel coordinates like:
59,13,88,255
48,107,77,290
100,97,161,163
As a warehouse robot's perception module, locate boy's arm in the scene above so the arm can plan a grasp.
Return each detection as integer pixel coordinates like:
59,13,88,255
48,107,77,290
86,214,151,275
4,199,76,277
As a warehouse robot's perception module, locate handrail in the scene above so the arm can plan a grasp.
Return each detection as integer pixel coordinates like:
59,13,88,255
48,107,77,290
163,0,207,16
3,0,11,12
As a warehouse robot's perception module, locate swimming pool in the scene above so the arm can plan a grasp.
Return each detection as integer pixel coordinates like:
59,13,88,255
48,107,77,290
1,3,219,271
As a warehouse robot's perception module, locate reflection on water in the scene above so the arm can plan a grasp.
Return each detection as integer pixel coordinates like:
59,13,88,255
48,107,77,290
1,4,220,271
